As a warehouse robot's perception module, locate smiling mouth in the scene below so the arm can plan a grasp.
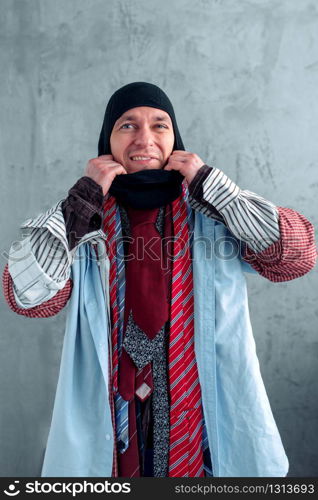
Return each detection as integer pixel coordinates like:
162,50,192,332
130,156,159,161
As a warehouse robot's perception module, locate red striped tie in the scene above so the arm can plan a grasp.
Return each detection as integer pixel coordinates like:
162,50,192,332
168,186,205,477
103,197,120,393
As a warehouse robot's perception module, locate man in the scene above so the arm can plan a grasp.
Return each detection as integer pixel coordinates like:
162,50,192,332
3,82,316,477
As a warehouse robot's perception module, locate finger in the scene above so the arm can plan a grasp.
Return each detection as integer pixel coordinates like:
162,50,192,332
98,154,113,160
169,151,189,158
170,150,189,157
107,162,123,168
168,156,187,163
164,163,181,171
113,164,127,174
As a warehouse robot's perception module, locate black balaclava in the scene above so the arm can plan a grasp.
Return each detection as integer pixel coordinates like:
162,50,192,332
98,82,185,209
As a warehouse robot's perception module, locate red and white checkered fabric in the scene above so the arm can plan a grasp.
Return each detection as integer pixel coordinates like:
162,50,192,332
243,207,317,281
2,264,72,318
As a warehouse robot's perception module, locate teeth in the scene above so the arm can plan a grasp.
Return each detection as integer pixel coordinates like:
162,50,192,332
131,156,152,160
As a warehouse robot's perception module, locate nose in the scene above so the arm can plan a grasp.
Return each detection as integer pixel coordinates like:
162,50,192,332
133,126,154,147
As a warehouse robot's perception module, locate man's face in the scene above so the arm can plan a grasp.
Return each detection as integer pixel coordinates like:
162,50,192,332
110,106,175,174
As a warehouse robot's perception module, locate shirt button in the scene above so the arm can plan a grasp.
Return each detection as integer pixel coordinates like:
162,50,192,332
105,434,111,440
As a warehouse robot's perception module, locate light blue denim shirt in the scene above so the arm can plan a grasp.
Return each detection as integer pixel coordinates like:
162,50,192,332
41,212,289,477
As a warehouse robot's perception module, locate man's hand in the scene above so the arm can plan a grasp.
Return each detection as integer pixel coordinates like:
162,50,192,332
84,155,127,195
164,151,205,185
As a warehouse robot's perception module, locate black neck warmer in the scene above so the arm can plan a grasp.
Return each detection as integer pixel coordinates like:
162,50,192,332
98,82,185,209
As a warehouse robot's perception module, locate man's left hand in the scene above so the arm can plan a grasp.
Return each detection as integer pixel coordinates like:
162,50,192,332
164,151,205,185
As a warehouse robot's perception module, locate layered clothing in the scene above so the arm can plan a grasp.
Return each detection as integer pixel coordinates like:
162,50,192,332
3,168,316,477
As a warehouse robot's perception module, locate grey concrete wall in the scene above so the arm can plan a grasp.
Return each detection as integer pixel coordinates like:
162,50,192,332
0,0,317,477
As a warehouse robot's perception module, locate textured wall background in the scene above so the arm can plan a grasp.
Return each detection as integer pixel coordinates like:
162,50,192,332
0,0,317,477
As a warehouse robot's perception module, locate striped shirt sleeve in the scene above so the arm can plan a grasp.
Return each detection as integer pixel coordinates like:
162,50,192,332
188,165,317,281
7,198,105,309
7,201,73,308
26,201,72,281
188,165,280,253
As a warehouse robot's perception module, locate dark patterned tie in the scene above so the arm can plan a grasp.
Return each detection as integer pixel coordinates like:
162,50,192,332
118,205,171,476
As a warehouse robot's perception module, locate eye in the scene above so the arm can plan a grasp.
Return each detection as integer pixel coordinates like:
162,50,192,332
120,123,134,129
156,124,168,129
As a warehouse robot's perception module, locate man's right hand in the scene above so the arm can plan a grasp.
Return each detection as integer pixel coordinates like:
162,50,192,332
84,155,127,195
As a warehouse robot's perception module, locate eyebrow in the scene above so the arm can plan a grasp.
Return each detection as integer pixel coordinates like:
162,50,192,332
117,114,171,124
